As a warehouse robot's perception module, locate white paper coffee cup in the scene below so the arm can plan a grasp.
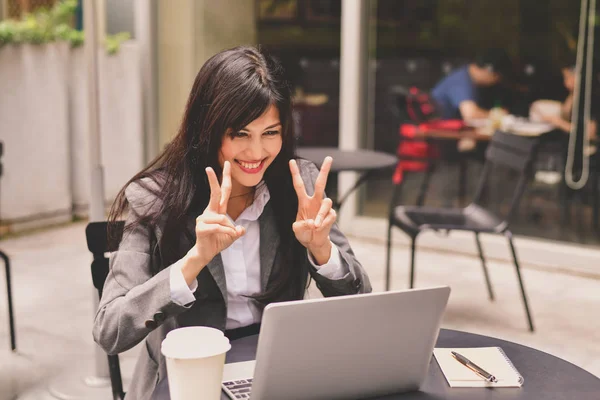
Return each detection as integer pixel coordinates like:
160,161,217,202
161,327,231,400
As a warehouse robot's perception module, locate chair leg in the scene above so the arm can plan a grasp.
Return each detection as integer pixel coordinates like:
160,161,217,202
458,158,468,207
475,233,495,301
386,181,404,292
0,251,16,351
409,236,417,289
416,163,435,206
506,232,535,332
107,354,125,400
385,222,393,291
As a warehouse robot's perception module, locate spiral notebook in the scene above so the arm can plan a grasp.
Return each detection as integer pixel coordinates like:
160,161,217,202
434,347,524,388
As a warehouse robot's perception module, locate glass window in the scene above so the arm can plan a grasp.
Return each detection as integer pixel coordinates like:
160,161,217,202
256,0,599,246
364,0,598,246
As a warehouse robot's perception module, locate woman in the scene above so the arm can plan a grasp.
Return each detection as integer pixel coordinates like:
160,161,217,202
93,46,371,400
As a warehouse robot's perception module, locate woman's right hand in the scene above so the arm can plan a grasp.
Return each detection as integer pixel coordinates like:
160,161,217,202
181,161,245,285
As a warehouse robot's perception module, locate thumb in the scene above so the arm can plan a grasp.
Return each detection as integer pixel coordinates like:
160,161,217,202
235,225,246,238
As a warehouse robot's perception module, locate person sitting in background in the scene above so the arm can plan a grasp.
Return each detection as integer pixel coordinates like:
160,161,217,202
431,49,513,120
532,64,597,140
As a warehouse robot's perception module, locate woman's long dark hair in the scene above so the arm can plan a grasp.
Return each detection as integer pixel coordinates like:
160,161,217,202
108,46,306,304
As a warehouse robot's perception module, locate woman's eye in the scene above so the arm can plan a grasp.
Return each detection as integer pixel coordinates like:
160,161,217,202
264,130,280,136
232,131,248,138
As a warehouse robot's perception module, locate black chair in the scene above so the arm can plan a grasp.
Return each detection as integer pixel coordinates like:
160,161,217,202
86,221,125,400
385,131,539,332
388,85,479,208
0,141,16,351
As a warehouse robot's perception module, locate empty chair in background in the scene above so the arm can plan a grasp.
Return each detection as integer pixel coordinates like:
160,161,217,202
385,130,540,332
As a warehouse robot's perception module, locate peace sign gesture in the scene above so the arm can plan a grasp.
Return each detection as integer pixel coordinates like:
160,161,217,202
289,157,336,265
187,161,245,274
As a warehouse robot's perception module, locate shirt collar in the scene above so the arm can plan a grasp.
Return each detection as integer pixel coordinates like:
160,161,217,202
233,182,270,223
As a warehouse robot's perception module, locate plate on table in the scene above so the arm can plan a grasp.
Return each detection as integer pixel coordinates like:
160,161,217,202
508,121,554,136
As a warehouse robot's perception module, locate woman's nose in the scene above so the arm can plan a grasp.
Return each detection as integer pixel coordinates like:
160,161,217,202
247,136,263,159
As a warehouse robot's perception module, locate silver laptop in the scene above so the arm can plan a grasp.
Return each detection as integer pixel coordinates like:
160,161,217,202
222,286,450,400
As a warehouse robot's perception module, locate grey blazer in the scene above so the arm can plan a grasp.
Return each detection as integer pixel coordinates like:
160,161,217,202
93,159,372,400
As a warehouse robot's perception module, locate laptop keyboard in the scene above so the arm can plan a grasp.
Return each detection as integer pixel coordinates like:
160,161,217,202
223,378,253,399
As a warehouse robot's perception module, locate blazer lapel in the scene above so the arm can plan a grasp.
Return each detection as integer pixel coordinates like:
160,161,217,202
205,254,227,307
259,202,280,291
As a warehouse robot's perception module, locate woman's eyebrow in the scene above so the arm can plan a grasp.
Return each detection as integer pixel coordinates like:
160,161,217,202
239,122,281,132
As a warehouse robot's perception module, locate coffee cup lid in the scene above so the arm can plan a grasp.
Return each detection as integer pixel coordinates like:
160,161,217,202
161,327,231,359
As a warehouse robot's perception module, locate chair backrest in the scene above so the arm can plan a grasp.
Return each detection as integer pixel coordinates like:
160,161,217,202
85,221,124,297
473,130,540,221
85,220,125,400
388,85,440,124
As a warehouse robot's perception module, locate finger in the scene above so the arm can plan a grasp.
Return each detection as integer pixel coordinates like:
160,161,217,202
196,224,238,238
316,209,337,232
198,213,236,229
313,156,332,199
235,225,246,238
205,167,221,212
314,198,333,228
219,161,232,213
289,159,307,204
292,219,314,234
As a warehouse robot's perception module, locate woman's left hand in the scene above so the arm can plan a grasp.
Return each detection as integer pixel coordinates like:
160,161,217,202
289,157,336,265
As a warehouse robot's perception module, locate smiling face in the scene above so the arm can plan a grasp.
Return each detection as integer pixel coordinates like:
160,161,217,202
218,104,283,194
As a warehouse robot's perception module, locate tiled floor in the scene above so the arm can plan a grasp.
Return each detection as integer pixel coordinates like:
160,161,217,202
0,221,599,400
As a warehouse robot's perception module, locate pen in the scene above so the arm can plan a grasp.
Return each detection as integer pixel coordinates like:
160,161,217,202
451,351,498,383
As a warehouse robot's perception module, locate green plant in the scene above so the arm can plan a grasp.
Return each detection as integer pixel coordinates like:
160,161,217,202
0,0,130,54
105,32,131,55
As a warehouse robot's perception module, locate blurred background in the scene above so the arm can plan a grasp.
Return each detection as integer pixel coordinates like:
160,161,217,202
1,0,596,243
0,0,599,399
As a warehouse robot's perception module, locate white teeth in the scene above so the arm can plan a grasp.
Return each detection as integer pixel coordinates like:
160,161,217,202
239,161,261,169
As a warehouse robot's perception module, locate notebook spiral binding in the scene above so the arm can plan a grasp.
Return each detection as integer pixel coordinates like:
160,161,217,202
497,347,525,385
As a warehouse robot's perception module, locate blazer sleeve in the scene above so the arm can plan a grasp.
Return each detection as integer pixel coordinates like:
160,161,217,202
93,179,193,355
298,159,372,296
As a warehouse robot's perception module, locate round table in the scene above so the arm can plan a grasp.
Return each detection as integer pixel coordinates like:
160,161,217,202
297,147,398,173
152,328,600,400
296,147,397,209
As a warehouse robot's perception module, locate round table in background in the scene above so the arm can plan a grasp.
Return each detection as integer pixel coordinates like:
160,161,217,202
296,147,397,209
152,328,600,400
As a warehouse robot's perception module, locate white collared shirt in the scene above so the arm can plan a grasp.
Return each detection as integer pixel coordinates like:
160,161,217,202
170,183,348,329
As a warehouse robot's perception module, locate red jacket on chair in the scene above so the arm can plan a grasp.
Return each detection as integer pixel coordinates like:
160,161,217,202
394,120,465,184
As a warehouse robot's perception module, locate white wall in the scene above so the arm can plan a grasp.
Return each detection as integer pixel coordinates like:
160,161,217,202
0,42,143,228
0,44,72,226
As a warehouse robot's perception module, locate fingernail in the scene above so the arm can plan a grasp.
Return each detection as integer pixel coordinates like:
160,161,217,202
315,217,322,226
